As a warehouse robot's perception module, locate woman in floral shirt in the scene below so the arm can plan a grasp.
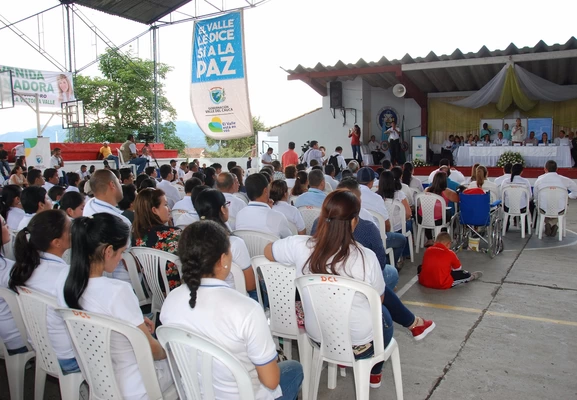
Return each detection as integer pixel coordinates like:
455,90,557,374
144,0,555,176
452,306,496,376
132,188,181,290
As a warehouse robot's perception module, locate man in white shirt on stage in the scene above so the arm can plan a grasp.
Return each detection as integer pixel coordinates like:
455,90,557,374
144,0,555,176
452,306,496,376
235,173,292,238
385,122,401,165
216,172,246,230
261,147,274,166
441,135,454,165
494,132,510,146
533,160,577,236
368,135,385,165
156,164,181,209
554,130,570,146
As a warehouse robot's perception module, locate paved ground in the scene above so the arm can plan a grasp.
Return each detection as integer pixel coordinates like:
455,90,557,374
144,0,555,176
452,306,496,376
1,205,576,399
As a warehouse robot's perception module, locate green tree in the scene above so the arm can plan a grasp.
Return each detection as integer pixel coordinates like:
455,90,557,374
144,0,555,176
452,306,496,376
72,49,185,154
204,116,265,157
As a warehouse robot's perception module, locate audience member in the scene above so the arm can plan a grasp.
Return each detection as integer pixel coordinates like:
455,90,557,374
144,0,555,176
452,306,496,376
178,161,188,181
182,161,199,181
348,160,360,176
284,165,297,190
65,172,81,192
119,168,134,186
294,170,326,208
50,147,66,186
75,164,89,180
145,166,158,179
174,185,207,229
323,164,339,191
419,172,459,246
229,166,247,194
235,173,292,238
501,163,533,231
382,160,392,171
18,186,52,231
8,165,26,187
494,163,512,187
467,165,500,202
464,163,480,185
216,172,247,230
418,232,482,289
48,186,65,208
0,185,24,230
118,185,137,223
0,143,9,179
271,160,285,181
138,177,157,192
173,178,202,213
204,167,217,188
295,163,306,172
59,191,86,219
290,171,308,197
402,162,423,192
157,164,181,209
429,158,465,184
227,160,237,171
42,168,59,191
270,180,306,234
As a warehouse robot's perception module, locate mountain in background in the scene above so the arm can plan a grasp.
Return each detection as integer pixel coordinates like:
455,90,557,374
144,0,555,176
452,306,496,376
0,120,209,148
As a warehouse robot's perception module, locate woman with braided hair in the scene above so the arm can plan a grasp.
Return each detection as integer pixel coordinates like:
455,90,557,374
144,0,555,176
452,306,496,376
160,220,303,400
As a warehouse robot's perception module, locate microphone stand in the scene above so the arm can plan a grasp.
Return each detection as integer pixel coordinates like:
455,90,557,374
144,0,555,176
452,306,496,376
144,140,161,170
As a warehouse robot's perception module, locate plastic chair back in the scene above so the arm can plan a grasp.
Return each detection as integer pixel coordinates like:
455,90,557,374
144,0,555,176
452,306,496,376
116,148,126,166
157,325,255,400
324,182,333,193
538,186,568,216
232,230,277,258
233,192,249,205
2,230,17,261
502,185,531,214
287,221,298,235
295,274,384,365
229,262,247,296
252,256,298,340
367,209,388,241
171,209,188,225
0,288,33,354
298,206,321,235
57,308,168,400
122,252,152,307
130,248,180,310
415,192,447,227
459,192,491,226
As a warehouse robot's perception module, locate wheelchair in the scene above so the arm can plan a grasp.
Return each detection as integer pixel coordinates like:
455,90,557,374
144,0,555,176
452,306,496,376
454,192,504,258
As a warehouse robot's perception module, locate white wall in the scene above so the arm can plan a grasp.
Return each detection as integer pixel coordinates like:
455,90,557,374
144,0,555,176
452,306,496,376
271,78,423,161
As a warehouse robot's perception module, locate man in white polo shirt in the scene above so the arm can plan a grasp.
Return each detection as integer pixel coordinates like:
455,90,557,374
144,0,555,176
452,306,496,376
156,164,181,209
83,169,131,282
235,173,292,238
216,172,246,230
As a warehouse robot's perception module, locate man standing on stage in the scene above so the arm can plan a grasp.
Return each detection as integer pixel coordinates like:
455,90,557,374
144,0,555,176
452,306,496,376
385,121,401,165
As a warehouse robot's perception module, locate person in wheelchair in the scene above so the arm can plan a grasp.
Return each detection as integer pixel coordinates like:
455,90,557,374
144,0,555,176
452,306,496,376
418,232,483,289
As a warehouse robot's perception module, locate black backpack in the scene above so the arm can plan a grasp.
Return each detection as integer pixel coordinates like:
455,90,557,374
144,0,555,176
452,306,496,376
328,155,341,176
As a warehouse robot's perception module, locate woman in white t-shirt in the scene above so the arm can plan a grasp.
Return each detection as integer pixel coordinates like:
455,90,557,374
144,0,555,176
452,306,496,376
8,210,78,374
270,180,306,235
467,165,500,203
194,188,257,297
401,162,424,193
0,185,25,231
59,213,173,400
501,163,533,216
264,190,396,388
0,214,27,354
160,220,303,400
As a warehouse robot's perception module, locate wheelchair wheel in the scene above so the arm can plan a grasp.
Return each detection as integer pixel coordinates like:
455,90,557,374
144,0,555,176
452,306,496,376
489,217,504,258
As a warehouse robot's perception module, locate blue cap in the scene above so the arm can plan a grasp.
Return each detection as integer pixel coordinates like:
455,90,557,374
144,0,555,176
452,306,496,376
357,167,375,184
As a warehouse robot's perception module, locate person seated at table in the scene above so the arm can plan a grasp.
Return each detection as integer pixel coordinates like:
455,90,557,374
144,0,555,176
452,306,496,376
539,132,550,145
525,131,538,146
480,134,491,145
441,135,454,164
453,136,462,148
466,134,476,145
418,172,459,247
473,135,480,143
467,165,500,203
480,123,491,139
494,132,509,146
554,130,570,146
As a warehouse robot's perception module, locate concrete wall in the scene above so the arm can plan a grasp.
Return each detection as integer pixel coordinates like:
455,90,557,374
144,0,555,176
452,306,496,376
270,77,423,160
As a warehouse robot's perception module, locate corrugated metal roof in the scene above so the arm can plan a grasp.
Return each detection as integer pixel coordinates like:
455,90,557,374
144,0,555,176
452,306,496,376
286,38,577,95
69,0,193,25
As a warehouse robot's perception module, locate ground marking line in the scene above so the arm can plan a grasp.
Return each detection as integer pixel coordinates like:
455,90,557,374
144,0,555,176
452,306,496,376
403,301,577,327
396,275,418,298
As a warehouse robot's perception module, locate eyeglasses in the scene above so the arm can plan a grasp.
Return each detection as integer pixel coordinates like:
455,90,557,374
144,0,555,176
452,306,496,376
223,201,231,208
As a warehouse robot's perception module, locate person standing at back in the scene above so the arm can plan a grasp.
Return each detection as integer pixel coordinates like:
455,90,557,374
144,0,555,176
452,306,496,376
261,147,274,166
120,134,147,175
348,125,362,164
281,142,299,170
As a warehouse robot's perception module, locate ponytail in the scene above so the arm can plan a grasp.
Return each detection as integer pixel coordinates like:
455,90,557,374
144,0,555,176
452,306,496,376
510,163,524,183
475,165,487,188
64,213,130,309
391,166,403,191
9,210,68,291
401,162,413,186
178,221,230,309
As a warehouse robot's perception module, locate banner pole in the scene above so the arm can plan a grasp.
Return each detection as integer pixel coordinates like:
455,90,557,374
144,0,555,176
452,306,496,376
35,94,41,137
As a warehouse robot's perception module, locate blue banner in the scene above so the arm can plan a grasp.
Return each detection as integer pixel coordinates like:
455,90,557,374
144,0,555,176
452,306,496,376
192,12,245,83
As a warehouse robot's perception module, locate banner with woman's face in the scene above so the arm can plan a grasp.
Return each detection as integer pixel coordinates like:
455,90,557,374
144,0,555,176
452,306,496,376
0,65,75,108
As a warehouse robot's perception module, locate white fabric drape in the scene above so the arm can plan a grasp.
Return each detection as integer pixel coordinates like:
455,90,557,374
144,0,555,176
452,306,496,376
450,65,508,109
514,65,577,102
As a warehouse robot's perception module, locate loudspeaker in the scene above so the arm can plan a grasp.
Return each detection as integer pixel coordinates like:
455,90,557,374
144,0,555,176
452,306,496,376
330,81,343,109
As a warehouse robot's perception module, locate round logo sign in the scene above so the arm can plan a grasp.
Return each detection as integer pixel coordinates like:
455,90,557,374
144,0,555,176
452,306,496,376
376,107,399,131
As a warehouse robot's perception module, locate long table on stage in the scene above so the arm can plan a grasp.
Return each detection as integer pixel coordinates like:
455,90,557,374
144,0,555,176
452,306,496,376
455,145,572,167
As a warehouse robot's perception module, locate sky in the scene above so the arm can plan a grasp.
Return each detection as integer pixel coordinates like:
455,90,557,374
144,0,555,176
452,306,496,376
1,0,577,135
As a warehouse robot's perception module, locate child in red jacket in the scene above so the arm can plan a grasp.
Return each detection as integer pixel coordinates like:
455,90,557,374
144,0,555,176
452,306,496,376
418,232,482,289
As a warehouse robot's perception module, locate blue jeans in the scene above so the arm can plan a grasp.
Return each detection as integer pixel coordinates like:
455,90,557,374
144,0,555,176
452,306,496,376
106,154,120,169
385,232,407,264
383,264,399,289
7,346,28,356
58,357,81,375
0,160,10,178
355,305,393,375
277,360,303,400
129,157,148,175
351,145,361,164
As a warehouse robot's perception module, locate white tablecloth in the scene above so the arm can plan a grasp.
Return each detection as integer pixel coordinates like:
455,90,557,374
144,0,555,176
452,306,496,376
455,145,572,167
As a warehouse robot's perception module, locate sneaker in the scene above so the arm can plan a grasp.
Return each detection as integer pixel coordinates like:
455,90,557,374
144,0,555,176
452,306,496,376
410,319,436,341
370,373,382,388
545,222,552,236
551,224,558,237
470,271,483,281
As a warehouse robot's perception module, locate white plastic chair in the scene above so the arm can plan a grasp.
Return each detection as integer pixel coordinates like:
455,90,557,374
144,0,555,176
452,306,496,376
2,229,17,261
251,256,312,399
232,230,278,258
122,252,152,307
501,185,532,239
360,145,373,166
116,148,137,176
230,262,248,296
246,167,258,176
0,288,35,400
535,186,569,241
171,209,189,226
157,325,255,400
289,195,299,205
298,206,321,236
130,248,181,315
367,209,396,268
287,221,299,235
295,275,403,400
324,181,333,193
233,192,249,204
414,192,451,252
384,200,414,262
17,287,84,400
57,308,177,400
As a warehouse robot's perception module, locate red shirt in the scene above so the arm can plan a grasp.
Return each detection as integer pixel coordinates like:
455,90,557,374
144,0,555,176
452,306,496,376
349,131,360,145
419,243,462,289
281,149,299,168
